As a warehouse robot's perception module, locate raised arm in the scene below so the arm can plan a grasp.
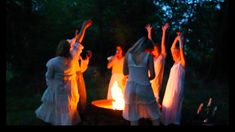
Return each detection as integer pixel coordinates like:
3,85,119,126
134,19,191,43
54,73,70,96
76,20,93,44
145,24,152,40
179,34,186,68
171,32,180,52
69,30,79,48
70,20,92,60
161,23,169,58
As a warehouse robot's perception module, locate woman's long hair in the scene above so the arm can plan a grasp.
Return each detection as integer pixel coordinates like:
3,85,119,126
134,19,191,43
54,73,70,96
56,40,71,58
126,37,154,55
124,37,154,65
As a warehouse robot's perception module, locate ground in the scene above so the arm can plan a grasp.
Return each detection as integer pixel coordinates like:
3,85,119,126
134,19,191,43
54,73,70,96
6,66,229,125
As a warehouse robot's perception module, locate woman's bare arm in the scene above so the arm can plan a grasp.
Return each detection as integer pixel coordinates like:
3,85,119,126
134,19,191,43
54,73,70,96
179,34,186,68
76,20,93,44
161,23,169,58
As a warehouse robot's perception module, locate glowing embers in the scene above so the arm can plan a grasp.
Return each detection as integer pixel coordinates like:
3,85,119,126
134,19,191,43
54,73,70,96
91,99,113,110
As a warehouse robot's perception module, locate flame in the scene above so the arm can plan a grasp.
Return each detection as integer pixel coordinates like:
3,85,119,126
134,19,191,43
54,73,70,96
111,81,124,110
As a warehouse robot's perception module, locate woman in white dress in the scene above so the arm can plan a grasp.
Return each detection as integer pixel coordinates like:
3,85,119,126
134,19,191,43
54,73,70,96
106,45,125,99
67,31,92,114
146,23,169,106
76,50,92,114
161,32,186,125
122,36,160,126
35,20,92,125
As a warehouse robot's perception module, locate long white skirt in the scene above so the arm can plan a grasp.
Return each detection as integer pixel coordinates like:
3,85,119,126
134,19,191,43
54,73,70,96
122,81,160,121
161,63,185,125
35,78,81,125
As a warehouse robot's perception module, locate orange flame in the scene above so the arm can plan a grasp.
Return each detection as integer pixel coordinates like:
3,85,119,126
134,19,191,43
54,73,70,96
111,81,124,110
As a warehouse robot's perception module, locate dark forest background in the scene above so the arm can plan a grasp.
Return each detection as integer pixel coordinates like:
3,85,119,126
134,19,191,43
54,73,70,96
6,0,229,125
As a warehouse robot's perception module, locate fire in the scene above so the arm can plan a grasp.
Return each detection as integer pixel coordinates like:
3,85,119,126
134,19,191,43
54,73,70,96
111,81,124,110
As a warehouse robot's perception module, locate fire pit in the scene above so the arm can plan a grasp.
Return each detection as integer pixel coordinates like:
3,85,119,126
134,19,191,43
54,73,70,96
91,99,124,111
89,81,125,124
90,99,152,125
90,99,124,123
91,99,114,110
91,81,125,110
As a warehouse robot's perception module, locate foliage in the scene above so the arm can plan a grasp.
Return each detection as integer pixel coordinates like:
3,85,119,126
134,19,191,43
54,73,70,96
6,0,228,125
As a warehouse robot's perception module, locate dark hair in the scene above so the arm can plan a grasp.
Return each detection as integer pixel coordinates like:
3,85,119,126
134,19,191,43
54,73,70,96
56,40,71,58
144,37,154,51
116,44,125,56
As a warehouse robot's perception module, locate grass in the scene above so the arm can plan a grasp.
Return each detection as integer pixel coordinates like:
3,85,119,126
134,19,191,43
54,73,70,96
182,80,229,125
6,66,229,125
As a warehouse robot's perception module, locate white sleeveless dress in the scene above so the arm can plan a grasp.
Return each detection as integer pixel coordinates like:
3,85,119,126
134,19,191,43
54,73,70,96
122,53,160,121
161,63,185,125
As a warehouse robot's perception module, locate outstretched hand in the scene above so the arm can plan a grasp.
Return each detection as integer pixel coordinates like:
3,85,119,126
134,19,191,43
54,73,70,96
177,31,181,36
145,24,152,33
176,32,184,48
84,20,93,29
86,50,92,59
145,24,152,40
177,32,184,41
162,23,169,31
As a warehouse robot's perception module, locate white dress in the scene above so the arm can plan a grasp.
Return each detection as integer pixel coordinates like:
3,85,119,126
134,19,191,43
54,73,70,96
161,63,185,125
122,53,160,121
76,56,89,112
35,42,83,125
150,54,165,102
107,57,125,99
